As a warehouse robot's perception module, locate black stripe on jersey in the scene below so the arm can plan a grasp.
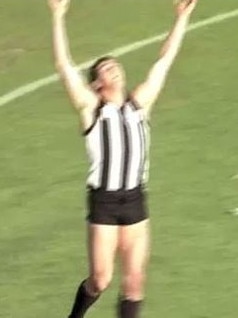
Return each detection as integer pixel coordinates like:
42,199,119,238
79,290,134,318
121,108,130,189
136,121,144,185
137,120,146,185
101,119,110,189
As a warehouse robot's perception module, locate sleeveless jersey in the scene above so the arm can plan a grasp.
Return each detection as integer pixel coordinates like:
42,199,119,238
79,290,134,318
84,99,149,191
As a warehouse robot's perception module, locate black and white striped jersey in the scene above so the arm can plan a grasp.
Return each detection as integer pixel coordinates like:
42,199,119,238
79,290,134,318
84,98,149,191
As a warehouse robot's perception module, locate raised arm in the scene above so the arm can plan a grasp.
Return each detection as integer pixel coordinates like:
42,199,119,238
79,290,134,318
132,0,198,116
48,0,98,113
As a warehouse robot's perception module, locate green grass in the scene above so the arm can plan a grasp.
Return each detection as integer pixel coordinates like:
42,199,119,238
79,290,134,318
1,0,238,317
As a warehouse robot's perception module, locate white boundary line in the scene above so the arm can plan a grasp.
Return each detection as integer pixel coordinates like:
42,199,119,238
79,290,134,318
0,9,238,108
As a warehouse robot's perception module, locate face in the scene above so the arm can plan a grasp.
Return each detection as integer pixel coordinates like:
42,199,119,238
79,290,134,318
96,59,125,90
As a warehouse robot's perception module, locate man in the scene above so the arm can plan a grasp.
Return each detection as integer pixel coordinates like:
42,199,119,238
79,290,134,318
47,0,198,317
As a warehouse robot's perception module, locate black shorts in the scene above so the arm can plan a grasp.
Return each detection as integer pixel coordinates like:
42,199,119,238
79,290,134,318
86,185,149,225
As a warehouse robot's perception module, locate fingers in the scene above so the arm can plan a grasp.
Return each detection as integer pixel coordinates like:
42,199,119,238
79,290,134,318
187,0,198,11
47,0,70,8
175,0,198,17
189,0,198,6
185,0,198,9
47,0,71,14
175,0,198,8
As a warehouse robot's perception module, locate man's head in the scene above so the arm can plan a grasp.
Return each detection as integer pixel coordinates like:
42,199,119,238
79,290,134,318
88,56,125,91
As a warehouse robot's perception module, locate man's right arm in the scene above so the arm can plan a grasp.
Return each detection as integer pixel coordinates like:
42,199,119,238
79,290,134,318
48,0,98,112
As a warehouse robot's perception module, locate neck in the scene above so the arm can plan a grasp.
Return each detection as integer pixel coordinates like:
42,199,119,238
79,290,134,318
100,88,126,108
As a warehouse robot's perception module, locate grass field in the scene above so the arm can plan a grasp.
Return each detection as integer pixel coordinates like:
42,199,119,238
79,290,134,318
1,1,238,317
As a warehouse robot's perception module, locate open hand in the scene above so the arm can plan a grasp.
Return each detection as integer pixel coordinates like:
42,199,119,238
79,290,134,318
47,0,71,16
175,0,198,17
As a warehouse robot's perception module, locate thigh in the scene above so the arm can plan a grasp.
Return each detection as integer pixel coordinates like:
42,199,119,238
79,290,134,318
87,223,119,276
118,219,150,274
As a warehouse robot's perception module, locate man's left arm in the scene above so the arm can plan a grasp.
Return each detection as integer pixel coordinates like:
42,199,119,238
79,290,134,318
132,0,198,116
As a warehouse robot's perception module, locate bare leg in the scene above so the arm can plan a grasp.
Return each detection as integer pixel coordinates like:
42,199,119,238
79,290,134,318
86,223,119,294
117,220,150,318
68,223,119,318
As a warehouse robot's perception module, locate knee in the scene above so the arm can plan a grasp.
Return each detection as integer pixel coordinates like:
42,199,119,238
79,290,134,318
91,271,113,293
123,271,145,295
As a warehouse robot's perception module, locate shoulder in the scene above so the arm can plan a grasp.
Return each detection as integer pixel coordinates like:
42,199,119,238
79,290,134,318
82,100,105,136
126,94,149,121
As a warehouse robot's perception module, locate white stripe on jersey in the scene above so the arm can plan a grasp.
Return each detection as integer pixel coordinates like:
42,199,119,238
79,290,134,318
102,104,124,191
125,106,143,190
85,120,103,188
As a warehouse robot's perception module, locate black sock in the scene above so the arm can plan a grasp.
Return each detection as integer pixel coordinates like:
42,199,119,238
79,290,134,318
117,297,142,318
68,280,100,318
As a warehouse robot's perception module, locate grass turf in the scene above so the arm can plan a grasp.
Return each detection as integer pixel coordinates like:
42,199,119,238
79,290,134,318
1,1,238,317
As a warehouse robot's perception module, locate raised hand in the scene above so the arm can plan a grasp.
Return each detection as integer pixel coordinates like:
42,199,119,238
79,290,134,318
47,0,71,16
175,0,198,18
